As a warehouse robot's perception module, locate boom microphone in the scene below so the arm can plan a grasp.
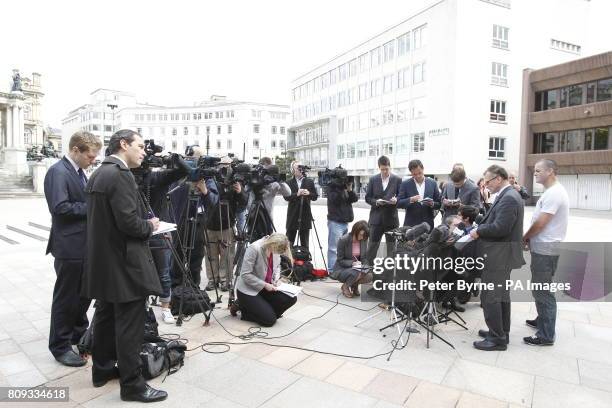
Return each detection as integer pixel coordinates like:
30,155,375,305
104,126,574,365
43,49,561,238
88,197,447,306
386,222,431,241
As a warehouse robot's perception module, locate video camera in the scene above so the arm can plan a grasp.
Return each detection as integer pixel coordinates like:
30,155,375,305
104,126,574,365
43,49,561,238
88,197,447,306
141,139,181,169
297,164,311,177
318,165,354,188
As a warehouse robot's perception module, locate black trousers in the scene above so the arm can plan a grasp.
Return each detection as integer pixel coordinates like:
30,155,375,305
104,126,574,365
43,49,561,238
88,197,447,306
286,228,310,249
366,225,396,264
237,289,297,327
49,259,91,357
481,267,512,345
92,299,146,394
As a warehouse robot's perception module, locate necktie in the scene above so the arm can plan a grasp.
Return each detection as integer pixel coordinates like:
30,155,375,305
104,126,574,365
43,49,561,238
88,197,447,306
78,168,88,188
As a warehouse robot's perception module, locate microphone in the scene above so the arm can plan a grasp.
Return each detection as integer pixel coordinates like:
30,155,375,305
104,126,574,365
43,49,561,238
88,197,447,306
386,222,431,240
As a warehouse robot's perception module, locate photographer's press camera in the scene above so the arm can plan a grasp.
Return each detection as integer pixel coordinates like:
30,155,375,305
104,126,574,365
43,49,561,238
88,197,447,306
318,165,354,189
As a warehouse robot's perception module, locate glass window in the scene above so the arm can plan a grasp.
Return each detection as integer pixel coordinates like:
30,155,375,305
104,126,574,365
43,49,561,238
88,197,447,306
584,128,594,150
413,25,426,49
370,47,382,67
183,127,188,135
358,53,368,73
337,144,345,159
217,140,221,149
280,126,285,135
488,137,505,159
560,87,568,108
357,141,367,158
359,82,369,101
382,137,393,155
397,101,410,122
253,139,259,148
545,89,558,110
491,62,508,86
594,127,609,150
339,63,348,81
217,125,221,134
411,133,425,153
383,75,394,93
492,25,509,49
490,100,507,122
397,67,410,89
568,85,583,106
413,62,425,84
271,126,277,134
396,135,410,154
382,106,394,125
597,78,612,102
228,125,232,134
411,98,425,119
227,140,232,150
397,32,410,56
383,40,395,62
586,82,596,103
253,124,260,133
359,112,369,130
349,59,358,77
346,143,356,158
370,109,381,127
369,140,380,156
330,68,338,84
562,129,585,151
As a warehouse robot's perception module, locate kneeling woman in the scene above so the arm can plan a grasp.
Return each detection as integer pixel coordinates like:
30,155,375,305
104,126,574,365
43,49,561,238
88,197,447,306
330,221,371,298
234,233,297,327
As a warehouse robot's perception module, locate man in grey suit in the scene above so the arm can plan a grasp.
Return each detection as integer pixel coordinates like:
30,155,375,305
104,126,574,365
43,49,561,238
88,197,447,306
470,165,525,351
442,166,481,217
365,155,402,264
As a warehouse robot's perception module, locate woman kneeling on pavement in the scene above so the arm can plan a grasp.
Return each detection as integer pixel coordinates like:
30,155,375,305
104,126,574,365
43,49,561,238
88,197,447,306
330,221,372,298
233,233,297,327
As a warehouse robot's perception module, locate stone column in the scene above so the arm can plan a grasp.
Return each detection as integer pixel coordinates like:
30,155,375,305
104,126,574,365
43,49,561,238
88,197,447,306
6,105,13,148
3,102,28,176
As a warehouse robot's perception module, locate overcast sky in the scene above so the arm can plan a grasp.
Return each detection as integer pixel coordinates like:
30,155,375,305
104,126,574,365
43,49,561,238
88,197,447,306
2,0,433,127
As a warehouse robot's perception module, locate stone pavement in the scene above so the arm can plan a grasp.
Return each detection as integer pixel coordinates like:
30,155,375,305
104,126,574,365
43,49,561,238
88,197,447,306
1,198,612,408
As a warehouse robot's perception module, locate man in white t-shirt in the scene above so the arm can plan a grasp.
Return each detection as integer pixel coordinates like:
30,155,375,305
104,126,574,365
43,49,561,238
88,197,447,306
522,159,569,346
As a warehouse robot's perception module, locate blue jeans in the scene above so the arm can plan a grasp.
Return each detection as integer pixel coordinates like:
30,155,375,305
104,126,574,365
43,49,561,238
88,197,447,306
150,235,172,303
530,252,559,342
236,209,247,235
327,220,348,270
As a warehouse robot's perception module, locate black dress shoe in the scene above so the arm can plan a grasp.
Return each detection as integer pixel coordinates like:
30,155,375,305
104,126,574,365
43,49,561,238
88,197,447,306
55,351,87,367
523,336,554,346
473,339,507,351
478,330,509,344
525,318,538,329
120,384,168,403
92,367,120,388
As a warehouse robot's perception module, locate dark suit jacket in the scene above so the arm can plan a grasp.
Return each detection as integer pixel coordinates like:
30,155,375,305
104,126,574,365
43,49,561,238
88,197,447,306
477,185,525,271
442,179,481,216
44,157,87,259
284,177,318,230
333,233,368,272
81,156,162,303
365,174,401,228
397,177,441,229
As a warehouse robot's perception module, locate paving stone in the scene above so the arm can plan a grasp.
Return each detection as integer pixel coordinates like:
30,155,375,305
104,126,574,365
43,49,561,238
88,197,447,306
362,369,420,405
325,361,381,392
532,376,612,408
404,381,461,408
291,353,345,380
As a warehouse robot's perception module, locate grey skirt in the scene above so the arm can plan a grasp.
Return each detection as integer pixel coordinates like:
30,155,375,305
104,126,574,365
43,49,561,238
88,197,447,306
331,267,361,285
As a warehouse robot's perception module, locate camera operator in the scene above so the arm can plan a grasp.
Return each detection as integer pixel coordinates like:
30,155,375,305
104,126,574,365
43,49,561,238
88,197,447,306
251,157,291,219
325,167,358,270
133,145,192,324
82,130,167,402
205,156,248,291
169,146,219,288
285,160,318,249
509,171,531,200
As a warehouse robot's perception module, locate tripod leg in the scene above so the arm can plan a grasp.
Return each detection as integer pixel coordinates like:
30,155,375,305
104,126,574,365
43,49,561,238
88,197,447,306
309,216,328,274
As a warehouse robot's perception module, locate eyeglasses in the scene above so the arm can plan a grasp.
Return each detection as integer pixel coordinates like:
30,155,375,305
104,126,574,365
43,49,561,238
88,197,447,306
484,175,499,185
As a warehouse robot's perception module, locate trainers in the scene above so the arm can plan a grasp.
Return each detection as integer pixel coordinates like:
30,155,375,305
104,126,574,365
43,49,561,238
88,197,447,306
523,336,553,346
161,308,175,324
525,318,537,329
205,281,216,291
219,281,229,292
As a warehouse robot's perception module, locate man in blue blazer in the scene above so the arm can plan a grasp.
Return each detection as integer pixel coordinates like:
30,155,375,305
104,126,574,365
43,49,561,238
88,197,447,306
44,131,101,367
397,159,441,230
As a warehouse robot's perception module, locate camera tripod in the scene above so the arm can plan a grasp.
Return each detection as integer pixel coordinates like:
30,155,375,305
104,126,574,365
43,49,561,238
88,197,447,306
141,184,216,327
355,234,418,349
230,189,276,307
288,194,328,278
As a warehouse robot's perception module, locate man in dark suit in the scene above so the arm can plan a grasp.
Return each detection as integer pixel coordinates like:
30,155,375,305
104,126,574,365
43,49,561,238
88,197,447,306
442,165,481,217
285,160,318,248
470,165,525,351
82,130,167,402
44,131,101,367
365,155,402,264
397,159,441,230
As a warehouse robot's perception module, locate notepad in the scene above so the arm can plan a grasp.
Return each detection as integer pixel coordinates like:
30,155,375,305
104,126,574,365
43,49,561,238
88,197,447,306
152,221,177,235
276,282,303,298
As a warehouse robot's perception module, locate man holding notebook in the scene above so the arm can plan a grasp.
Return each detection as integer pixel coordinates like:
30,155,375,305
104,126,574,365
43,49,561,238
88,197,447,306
397,159,441,230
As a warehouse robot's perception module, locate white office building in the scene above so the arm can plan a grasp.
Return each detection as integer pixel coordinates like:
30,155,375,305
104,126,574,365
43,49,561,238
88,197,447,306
62,90,290,163
288,0,612,190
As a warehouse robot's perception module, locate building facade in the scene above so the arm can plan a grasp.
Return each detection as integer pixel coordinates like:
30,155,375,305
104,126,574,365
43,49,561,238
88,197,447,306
62,91,290,163
1,70,44,176
520,51,612,210
288,0,611,190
